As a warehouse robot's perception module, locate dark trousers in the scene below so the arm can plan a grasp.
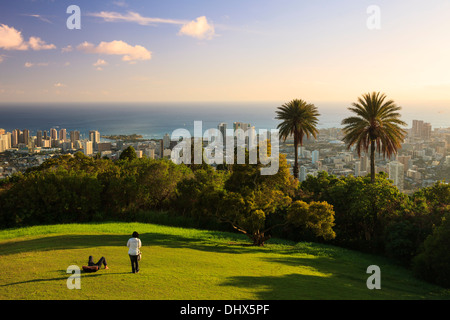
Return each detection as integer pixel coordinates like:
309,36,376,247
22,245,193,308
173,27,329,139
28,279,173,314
129,254,139,273
88,256,107,268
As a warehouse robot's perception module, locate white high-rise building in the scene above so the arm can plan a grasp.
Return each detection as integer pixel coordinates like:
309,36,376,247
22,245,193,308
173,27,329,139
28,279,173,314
389,161,404,191
298,146,306,158
312,150,319,164
299,165,307,182
83,141,93,156
0,133,11,152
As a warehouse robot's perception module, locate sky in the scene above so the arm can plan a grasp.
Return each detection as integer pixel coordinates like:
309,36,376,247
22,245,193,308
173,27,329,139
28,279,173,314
1,0,450,110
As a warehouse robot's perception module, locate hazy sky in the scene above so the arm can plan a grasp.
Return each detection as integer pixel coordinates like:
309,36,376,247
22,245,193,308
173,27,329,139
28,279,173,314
1,0,450,107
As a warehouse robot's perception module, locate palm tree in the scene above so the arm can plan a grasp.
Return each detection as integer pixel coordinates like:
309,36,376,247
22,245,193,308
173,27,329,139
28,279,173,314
341,92,407,182
276,99,320,179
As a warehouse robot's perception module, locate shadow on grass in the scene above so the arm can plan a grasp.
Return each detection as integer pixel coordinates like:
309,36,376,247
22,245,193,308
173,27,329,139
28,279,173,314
219,273,337,300
0,232,278,257
0,270,130,287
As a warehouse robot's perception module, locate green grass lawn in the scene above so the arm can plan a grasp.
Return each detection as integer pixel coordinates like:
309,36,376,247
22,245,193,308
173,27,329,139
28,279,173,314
0,222,448,300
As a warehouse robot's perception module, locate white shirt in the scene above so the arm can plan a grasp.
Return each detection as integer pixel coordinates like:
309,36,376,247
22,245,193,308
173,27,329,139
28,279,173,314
127,237,142,255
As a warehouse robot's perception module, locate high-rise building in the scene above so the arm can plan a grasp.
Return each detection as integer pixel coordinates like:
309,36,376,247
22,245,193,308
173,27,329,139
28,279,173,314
218,123,227,147
360,155,369,172
248,126,256,149
50,128,58,141
0,133,11,152
97,142,111,152
12,129,19,147
233,122,251,147
397,155,411,173
412,120,432,140
70,131,80,144
83,141,93,156
89,130,100,143
22,129,30,146
299,166,307,182
422,123,432,140
412,120,423,137
354,161,361,177
36,130,43,147
312,150,319,164
163,133,171,149
89,130,100,150
59,129,67,142
389,161,404,191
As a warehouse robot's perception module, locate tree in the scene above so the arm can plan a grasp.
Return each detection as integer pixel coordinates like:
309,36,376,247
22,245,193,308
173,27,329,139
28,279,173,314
276,99,320,179
341,92,406,182
287,200,336,241
215,153,296,246
119,146,137,161
413,214,450,288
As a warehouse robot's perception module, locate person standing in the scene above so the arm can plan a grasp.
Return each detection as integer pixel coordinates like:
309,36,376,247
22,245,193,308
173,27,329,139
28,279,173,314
127,231,142,273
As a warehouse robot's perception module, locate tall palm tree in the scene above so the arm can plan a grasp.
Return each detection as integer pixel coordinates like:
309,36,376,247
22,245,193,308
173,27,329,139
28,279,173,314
276,99,320,179
341,92,407,182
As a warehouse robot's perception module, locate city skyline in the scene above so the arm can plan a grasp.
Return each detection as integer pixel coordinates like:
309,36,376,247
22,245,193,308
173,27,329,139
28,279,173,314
1,117,449,193
1,1,450,109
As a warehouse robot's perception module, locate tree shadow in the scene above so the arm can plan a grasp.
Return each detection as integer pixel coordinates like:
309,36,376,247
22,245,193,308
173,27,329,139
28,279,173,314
0,232,274,257
1,269,130,287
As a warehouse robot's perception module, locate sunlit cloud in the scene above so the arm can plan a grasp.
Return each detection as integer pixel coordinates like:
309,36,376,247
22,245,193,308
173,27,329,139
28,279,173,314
93,59,108,70
179,16,215,40
77,40,151,62
61,45,73,53
24,62,49,68
0,24,56,51
28,36,56,50
89,11,216,40
23,14,53,24
0,24,29,50
88,11,184,26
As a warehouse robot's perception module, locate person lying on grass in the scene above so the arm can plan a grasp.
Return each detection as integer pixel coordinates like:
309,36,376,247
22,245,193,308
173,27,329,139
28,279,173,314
82,256,109,273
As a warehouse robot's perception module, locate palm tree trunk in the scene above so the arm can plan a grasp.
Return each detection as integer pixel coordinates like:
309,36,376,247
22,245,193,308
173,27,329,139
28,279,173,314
293,133,299,179
370,141,376,182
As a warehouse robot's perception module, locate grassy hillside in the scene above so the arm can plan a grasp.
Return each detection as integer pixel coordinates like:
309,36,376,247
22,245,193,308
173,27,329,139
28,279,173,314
0,222,448,300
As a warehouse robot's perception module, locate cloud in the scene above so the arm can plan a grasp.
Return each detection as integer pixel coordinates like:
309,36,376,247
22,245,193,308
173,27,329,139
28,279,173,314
0,55,4,63
89,11,216,40
24,62,49,68
113,1,129,8
93,59,108,67
0,24,29,50
54,83,66,88
61,45,73,53
24,14,52,24
0,24,56,51
28,37,56,50
179,16,215,40
93,59,108,70
88,11,184,26
77,40,151,62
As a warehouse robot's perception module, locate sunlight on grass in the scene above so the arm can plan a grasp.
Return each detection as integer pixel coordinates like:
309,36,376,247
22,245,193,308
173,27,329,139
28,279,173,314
0,222,449,300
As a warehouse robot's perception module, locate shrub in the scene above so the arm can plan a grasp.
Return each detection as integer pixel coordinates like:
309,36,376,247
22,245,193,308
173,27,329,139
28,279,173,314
412,214,450,288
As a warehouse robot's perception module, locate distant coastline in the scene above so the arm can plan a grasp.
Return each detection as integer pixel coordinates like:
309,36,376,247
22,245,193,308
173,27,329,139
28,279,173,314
101,134,144,142
0,102,448,141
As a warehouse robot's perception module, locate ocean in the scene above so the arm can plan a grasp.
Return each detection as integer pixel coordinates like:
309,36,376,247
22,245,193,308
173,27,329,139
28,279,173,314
0,102,448,140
